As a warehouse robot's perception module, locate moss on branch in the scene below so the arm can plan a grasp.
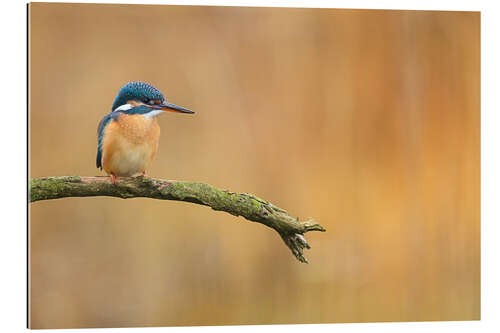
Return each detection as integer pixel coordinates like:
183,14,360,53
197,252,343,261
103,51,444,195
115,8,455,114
29,176,325,263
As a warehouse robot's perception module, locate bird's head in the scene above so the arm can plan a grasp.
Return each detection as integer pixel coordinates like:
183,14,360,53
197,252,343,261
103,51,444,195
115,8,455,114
111,81,194,116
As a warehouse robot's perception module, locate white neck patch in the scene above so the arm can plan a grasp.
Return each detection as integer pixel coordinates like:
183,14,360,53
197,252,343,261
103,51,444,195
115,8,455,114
114,103,163,118
114,103,133,112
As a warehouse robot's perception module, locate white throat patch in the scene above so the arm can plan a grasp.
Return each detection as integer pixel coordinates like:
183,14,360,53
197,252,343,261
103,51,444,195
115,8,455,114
143,110,164,118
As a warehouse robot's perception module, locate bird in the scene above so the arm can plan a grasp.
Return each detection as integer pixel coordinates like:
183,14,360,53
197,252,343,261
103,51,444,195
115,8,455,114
96,81,194,184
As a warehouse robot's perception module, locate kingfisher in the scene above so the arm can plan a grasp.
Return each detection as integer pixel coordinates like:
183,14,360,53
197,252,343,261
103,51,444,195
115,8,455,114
96,81,194,184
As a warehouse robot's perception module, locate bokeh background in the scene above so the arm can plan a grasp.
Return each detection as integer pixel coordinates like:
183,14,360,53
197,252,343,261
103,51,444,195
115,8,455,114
28,3,480,329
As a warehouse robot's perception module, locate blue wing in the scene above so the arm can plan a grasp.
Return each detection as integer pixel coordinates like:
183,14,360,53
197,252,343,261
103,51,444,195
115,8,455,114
96,111,120,169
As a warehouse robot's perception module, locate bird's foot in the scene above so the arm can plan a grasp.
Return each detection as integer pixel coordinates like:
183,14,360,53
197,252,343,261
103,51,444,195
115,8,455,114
110,173,117,184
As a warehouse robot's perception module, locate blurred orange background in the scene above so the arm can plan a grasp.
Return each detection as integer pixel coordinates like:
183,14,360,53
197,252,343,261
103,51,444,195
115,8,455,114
28,3,480,329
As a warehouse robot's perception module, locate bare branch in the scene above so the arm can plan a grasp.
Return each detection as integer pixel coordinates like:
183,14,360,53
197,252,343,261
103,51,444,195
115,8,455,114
29,176,326,263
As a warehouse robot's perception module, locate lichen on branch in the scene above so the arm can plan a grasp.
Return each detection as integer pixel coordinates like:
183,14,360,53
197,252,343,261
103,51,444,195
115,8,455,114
29,176,326,263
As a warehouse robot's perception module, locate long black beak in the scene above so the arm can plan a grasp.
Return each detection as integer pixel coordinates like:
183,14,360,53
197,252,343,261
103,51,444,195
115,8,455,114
152,101,195,114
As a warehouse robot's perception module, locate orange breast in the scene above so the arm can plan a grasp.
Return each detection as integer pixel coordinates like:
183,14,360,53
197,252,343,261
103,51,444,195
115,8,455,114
101,114,160,177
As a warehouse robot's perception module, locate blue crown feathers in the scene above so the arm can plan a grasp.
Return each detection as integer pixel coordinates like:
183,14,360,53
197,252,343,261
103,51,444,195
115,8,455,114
111,81,165,111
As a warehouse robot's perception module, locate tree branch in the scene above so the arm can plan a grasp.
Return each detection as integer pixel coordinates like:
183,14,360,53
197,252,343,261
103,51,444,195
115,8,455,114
29,176,326,263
